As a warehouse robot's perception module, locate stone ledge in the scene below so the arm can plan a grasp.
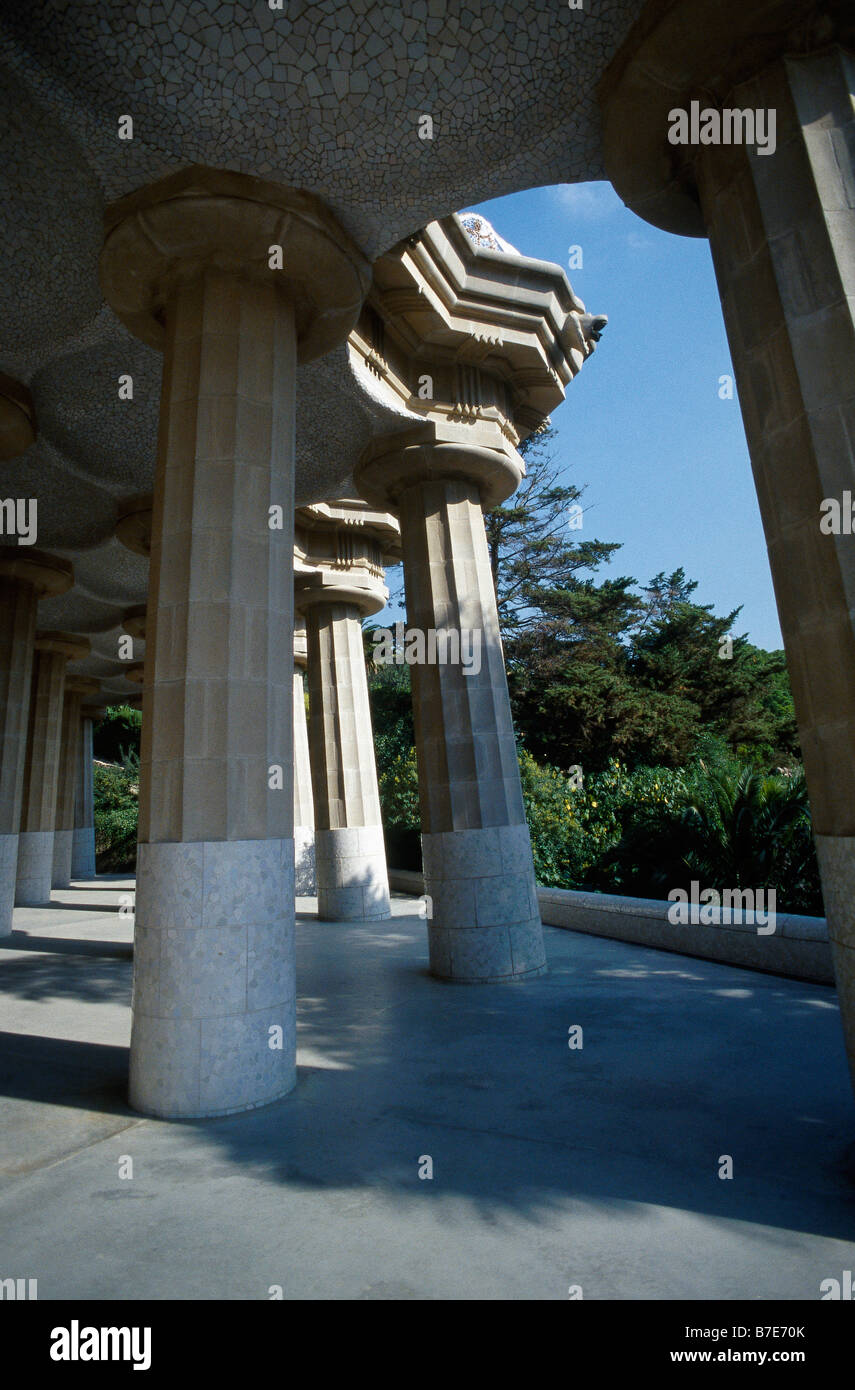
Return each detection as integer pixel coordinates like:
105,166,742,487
387,870,833,984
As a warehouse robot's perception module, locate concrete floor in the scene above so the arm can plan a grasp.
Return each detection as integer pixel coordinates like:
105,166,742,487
1,877,855,1300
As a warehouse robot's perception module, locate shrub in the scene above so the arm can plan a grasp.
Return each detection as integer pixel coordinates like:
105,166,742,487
377,744,420,830
518,748,584,887
592,761,822,914
93,704,142,764
94,750,139,872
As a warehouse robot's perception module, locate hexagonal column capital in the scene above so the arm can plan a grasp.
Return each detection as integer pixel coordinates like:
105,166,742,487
355,422,524,512
0,374,36,459
100,166,371,361
65,676,101,699
349,213,607,447
294,564,388,618
115,495,153,558
34,630,90,662
81,703,108,722
295,498,402,563
0,548,73,597
293,616,308,669
122,606,147,641
123,661,145,687
598,0,855,235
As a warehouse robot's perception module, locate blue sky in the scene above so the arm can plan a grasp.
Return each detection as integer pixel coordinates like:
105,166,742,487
460,181,784,652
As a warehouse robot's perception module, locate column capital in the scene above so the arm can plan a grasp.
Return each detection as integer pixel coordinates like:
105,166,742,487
355,422,523,512
34,631,90,661
294,566,387,618
0,548,73,597
293,616,308,669
123,661,145,686
294,496,397,614
65,676,100,699
122,606,147,641
115,495,152,557
100,166,371,362
295,498,402,563
0,373,36,459
598,0,855,236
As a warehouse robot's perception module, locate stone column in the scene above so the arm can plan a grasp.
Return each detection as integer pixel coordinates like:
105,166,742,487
71,703,102,879
600,12,855,1087
0,551,73,934
292,617,316,895
52,677,99,888
296,571,390,921
356,433,545,981
698,51,855,1087
100,167,369,1118
17,631,90,905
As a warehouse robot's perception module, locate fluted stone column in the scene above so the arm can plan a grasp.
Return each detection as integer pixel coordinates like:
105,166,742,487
100,167,369,1117
700,51,855,1088
293,618,316,895
356,434,545,981
296,571,390,922
600,11,855,1088
0,551,73,934
54,677,100,886
71,704,101,879
17,631,90,905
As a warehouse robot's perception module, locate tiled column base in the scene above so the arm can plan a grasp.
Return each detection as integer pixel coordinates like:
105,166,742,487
295,826,316,896
815,835,855,1087
422,823,547,982
0,832,18,937
130,838,297,1119
15,829,55,906
51,828,73,889
71,825,96,878
316,825,390,921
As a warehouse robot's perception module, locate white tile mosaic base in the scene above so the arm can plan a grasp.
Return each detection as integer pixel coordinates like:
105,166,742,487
51,828,74,889
422,822,547,982
15,830,55,906
129,837,297,1118
0,832,18,937
315,825,390,921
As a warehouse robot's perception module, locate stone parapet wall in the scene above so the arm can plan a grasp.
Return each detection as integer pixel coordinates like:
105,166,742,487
387,871,833,984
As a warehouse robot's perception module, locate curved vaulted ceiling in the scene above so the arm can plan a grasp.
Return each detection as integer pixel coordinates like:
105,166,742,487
0,0,630,700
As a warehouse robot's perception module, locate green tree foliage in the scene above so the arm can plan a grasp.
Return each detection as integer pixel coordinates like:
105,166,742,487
94,747,139,873
504,552,799,774
484,425,622,636
363,641,414,762
593,759,821,915
93,703,142,764
92,706,142,871
361,424,810,903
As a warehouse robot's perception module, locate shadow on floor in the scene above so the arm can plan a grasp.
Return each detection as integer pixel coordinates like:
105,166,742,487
8,933,133,960
0,1032,131,1115
2,908,855,1243
18,900,125,914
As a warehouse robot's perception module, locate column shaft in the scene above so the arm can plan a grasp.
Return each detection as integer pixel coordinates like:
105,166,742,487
52,690,83,888
17,649,66,905
398,476,545,981
305,600,390,920
293,665,316,894
131,267,297,1118
71,716,96,878
0,576,37,933
695,48,855,1078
